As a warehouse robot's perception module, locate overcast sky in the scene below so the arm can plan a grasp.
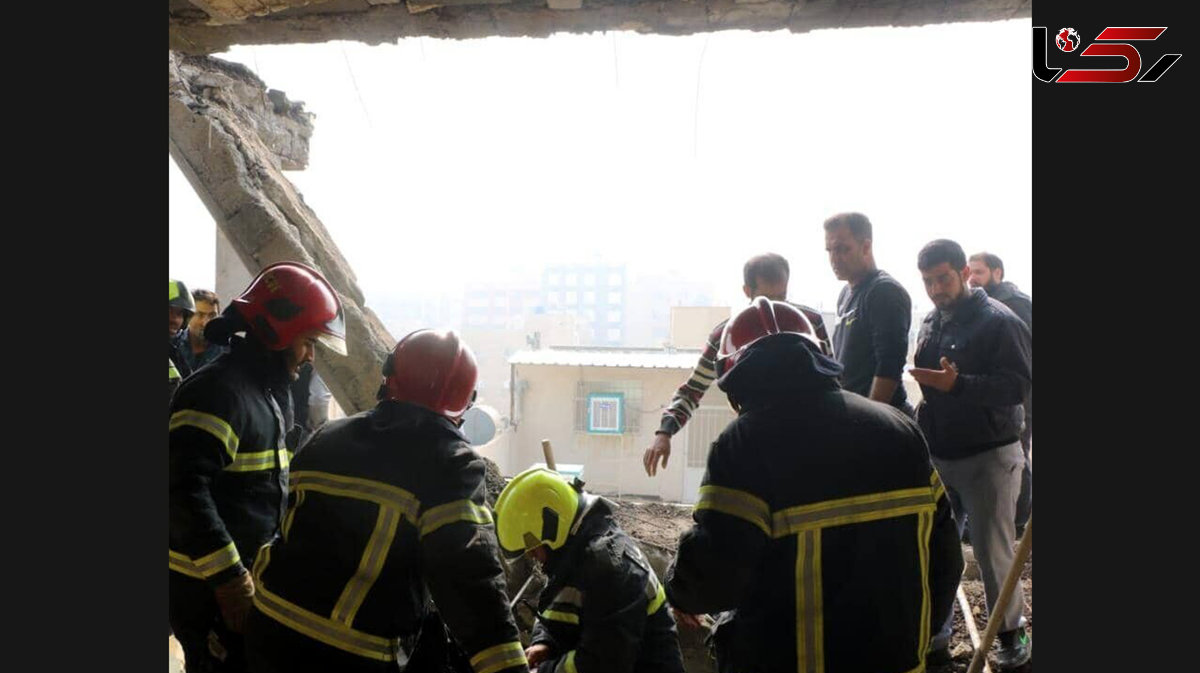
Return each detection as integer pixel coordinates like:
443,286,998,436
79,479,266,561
169,19,1031,320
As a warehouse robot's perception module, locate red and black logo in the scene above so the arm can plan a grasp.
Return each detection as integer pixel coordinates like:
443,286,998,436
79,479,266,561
1034,26,1182,83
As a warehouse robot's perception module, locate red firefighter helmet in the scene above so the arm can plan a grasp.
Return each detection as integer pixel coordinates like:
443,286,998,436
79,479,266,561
231,262,347,355
383,329,478,418
716,297,822,380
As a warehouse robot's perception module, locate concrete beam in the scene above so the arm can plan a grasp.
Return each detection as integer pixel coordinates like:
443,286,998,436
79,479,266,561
169,52,394,414
169,0,1031,54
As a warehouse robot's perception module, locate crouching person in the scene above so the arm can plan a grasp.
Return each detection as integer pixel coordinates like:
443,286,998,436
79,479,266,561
244,330,528,673
494,468,686,673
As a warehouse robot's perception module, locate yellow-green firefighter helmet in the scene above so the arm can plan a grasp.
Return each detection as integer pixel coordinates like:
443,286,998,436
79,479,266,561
494,467,581,560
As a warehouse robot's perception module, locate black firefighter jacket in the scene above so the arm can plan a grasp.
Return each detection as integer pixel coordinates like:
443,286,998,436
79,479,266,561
530,498,686,673
665,335,963,673
249,400,527,673
914,287,1033,461
169,337,294,588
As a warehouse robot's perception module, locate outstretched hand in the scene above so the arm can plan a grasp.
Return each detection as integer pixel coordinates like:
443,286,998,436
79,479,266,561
909,357,959,393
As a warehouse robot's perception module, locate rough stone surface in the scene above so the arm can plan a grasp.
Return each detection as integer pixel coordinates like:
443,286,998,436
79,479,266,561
170,52,394,414
169,0,1032,54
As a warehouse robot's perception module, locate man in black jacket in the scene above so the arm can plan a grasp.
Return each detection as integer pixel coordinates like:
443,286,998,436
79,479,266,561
968,251,1034,536
911,241,1033,670
170,262,348,672
245,329,528,673
493,468,685,673
666,297,962,673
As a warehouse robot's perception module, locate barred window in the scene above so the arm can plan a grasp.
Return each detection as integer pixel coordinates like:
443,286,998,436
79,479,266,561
587,394,623,434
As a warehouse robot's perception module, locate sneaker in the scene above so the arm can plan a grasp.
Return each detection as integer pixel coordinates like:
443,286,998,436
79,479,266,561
994,626,1031,670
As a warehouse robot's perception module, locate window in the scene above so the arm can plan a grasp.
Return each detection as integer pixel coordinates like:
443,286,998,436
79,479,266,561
565,291,577,304
575,381,641,433
586,393,624,434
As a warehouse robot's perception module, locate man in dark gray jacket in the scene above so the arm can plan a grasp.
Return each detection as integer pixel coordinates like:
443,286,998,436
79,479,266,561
911,240,1033,671
969,252,1033,536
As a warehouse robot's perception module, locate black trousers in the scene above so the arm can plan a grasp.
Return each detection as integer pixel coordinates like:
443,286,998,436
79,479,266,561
169,572,249,673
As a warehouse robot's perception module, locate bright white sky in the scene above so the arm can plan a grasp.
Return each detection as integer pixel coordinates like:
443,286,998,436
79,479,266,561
169,19,1031,323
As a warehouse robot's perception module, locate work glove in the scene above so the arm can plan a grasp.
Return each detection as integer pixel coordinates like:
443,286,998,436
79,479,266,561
214,569,255,633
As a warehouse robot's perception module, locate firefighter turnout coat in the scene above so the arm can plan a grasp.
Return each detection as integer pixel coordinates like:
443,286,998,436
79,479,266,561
666,336,963,673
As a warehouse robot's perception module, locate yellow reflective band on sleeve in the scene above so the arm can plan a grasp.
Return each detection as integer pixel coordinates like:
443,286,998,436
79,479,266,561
556,650,578,673
169,542,240,579
418,499,494,538
541,609,580,624
646,579,666,615
226,450,276,472
279,448,291,470
469,641,527,673
168,550,204,578
696,485,772,537
169,360,181,381
170,410,240,460
772,487,937,537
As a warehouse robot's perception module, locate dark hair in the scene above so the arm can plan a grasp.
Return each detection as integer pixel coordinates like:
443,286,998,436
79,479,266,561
743,253,790,289
918,239,967,272
823,212,873,242
192,288,220,309
968,252,1004,273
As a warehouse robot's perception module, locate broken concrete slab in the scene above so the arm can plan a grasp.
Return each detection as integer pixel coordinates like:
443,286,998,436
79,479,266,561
169,52,395,414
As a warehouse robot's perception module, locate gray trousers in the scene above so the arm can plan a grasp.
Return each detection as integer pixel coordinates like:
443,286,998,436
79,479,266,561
931,441,1026,647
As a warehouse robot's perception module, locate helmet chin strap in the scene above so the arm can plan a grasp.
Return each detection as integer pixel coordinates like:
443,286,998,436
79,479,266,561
569,492,601,537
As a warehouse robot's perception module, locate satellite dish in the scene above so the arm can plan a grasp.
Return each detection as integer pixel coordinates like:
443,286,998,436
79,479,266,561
460,404,499,446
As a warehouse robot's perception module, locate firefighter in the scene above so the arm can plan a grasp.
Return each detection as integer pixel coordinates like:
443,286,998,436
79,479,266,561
244,329,528,673
169,262,347,672
170,278,197,404
493,468,686,673
665,297,963,673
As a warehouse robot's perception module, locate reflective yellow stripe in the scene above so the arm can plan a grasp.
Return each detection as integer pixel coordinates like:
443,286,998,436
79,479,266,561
253,584,401,662
551,586,583,608
795,529,823,673
541,609,580,624
696,485,772,537
561,647,580,671
169,542,240,579
169,360,181,380
332,504,401,625
170,410,240,460
418,499,493,538
916,510,933,669
282,490,306,541
772,487,936,537
225,450,276,472
470,641,527,673
646,579,666,615
931,470,946,502
279,448,291,471
168,550,204,578
289,471,420,522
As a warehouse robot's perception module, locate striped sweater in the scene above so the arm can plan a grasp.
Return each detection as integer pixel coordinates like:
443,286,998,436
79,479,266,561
657,303,832,435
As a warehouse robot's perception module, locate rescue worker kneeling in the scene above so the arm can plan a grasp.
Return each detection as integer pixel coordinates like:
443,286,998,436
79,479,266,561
665,298,964,673
244,330,528,673
494,469,686,673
